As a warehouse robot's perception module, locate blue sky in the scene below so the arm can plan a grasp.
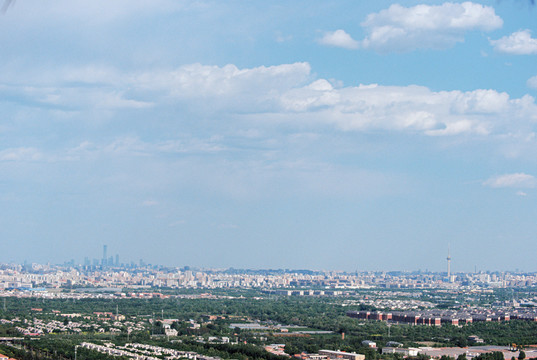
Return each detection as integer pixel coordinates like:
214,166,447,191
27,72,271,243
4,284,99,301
1,0,537,272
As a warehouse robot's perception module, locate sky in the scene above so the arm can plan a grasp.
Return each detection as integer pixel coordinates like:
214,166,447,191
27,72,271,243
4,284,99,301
1,0,537,272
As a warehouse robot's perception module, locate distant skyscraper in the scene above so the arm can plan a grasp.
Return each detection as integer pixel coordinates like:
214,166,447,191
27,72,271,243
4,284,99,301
103,244,108,266
446,244,451,280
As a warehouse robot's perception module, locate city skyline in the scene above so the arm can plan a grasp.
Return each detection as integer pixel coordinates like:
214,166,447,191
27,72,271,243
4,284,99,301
5,243,531,275
1,1,537,272
3,258,537,294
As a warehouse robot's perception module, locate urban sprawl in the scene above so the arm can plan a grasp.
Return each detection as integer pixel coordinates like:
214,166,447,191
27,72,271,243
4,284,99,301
1,263,537,291
2,259,537,360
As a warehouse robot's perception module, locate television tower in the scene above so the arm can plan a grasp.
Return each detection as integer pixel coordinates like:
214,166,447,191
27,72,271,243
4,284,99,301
446,244,451,280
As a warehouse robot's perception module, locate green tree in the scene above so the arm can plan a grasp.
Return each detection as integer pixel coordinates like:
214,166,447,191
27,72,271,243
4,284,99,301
285,344,300,356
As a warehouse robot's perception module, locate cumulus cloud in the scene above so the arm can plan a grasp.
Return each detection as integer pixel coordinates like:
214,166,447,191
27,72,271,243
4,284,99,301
130,63,537,137
318,30,359,49
3,62,537,139
278,83,536,136
528,75,537,89
483,173,537,188
361,2,503,53
148,62,311,96
491,30,537,55
133,62,312,113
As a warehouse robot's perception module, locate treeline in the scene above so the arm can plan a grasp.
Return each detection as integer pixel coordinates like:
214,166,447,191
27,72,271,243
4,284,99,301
0,296,355,321
2,295,537,357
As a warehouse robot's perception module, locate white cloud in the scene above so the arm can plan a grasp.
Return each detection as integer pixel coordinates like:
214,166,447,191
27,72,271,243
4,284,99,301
484,173,537,188
490,30,537,55
318,30,359,49
361,2,503,52
0,147,44,162
0,82,152,111
278,82,536,136
11,63,532,136
528,75,537,89
142,200,159,206
60,65,124,86
63,137,226,161
5,0,188,25
275,32,292,43
152,62,311,96
3,62,537,139
218,223,238,229
168,220,186,227
133,62,312,113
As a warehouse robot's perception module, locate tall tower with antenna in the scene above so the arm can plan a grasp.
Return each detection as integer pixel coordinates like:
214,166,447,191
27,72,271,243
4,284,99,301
446,244,451,281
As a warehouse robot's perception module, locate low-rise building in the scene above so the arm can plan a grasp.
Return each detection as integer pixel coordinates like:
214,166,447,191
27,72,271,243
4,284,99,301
382,347,421,357
319,350,365,360
362,340,377,348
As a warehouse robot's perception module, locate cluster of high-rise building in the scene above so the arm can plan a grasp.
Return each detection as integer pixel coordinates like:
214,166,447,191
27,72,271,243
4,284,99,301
2,262,537,291
8,245,534,290
80,245,121,268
